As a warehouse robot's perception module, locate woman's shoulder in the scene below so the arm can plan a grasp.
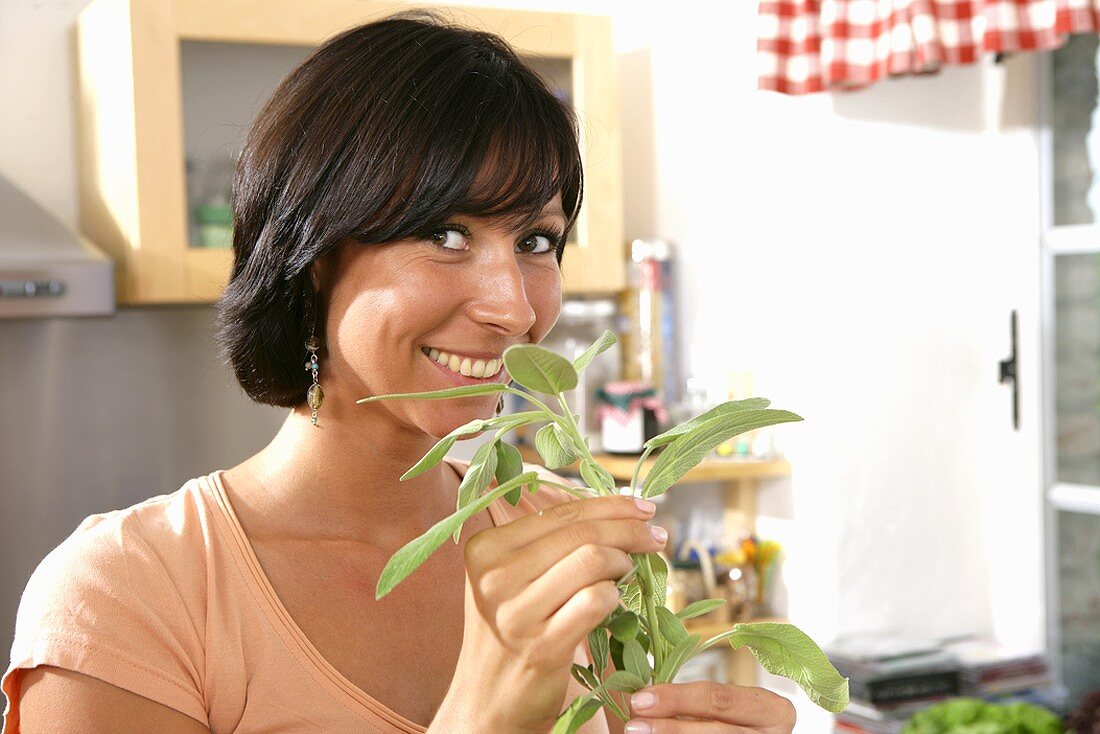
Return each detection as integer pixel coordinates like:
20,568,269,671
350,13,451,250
45,474,215,565
5,475,215,727
15,474,218,640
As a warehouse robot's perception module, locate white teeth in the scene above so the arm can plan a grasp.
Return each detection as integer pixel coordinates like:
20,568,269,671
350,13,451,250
424,347,502,380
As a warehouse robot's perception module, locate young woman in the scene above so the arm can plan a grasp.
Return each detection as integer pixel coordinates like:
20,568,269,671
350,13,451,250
3,12,796,734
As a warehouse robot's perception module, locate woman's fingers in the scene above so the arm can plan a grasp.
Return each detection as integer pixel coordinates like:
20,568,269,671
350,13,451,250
463,493,660,589
518,542,635,622
539,579,622,654
627,683,797,732
508,516,663,586
470,493,655,557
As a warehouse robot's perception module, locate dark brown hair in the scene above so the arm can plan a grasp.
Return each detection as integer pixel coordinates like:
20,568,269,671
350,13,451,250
214,10,584,407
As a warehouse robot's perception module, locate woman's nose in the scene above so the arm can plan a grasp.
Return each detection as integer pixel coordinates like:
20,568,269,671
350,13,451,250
465,251,537,336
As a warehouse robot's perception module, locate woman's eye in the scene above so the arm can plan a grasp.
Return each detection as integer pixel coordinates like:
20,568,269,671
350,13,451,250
517,234,554,254
428,228,468,251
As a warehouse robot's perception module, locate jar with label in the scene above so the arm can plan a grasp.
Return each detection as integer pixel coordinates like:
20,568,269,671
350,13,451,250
596,381,666,454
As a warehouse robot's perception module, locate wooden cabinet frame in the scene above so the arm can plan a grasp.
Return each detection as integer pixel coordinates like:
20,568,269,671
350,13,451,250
76,0,625,304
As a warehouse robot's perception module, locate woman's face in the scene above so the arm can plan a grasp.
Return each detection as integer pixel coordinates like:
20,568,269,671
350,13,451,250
321,194,566,438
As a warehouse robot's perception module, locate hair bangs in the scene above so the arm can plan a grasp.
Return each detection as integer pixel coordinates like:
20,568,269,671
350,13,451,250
349,39,583,259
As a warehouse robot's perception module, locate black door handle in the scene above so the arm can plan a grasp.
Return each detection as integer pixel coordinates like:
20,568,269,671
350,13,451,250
999,310,1019,431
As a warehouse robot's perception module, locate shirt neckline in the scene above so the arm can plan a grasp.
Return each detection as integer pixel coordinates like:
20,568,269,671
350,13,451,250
204,458,511,733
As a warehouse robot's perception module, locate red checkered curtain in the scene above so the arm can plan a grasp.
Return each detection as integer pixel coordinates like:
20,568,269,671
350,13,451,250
758,0,1100,94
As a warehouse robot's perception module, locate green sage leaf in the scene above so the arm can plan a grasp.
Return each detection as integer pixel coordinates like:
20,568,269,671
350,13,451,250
723,622,850,714
535,422,577,470
579,459,616,494
621,576,644,616
551,693,604,734
622,638,650,684
676,598,728,621
655,606,689,647
644,398,773,449
375,471,538,599
649,552,668,608
571,663,600,691
655,633,702,684
602,670,646,692
494,441,524,506
609,635,625,672
503,344,578,394
608,610,640,643
357,383,507,404
401,418,488,481
587,627,610,673
452,440,498,542
643,409,804,499
621,552,667,615
572,329,617,374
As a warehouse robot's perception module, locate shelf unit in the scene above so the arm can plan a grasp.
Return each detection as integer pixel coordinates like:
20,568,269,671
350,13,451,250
75,0,625,304
517,446,792,686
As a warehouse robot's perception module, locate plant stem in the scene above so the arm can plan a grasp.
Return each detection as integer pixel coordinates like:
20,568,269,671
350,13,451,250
629,444,656,496
597,689,630,722
504,386,558,419
538,480,598,499
556,394,614,497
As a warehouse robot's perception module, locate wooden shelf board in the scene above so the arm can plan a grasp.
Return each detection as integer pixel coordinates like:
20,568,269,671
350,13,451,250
683,616,788,640
516,444,790,484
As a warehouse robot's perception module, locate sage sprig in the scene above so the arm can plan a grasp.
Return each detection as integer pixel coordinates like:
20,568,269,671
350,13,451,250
359,330,849,726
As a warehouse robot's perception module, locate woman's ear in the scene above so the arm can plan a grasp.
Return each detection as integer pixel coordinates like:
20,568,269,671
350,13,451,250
310,252,330,294
310,242,345,294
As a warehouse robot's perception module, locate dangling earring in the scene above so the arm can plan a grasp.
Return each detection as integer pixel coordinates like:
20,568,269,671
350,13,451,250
305,327,324,426
495,394,505,416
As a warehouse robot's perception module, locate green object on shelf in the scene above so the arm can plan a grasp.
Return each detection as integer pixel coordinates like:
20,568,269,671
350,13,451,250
197,204,233,248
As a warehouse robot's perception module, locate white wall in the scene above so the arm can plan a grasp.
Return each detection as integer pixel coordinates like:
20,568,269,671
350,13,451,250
0,1,1048,732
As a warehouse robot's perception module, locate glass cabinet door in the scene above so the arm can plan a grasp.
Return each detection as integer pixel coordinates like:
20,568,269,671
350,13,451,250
1045,33,1100,713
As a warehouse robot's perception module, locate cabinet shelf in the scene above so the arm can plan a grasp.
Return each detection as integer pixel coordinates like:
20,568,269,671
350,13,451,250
517,445,791,485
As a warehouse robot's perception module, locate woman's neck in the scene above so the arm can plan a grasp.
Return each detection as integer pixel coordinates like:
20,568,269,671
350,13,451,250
239,406,461,553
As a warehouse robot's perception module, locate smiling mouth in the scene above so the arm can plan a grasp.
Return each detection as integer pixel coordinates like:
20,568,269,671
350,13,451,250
421,347,504,380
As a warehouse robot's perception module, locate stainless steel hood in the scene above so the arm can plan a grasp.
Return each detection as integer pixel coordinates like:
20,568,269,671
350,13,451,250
0,174,115,319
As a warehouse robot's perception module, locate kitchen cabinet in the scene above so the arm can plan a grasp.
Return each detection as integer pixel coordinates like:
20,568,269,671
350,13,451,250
519,446,792,687
75,0,625,305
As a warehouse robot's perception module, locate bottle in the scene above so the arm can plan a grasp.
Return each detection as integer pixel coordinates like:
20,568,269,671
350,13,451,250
619,239,681,412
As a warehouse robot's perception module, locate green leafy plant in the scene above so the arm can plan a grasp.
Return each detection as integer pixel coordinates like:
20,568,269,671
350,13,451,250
901,697,1065,734
358,330,850,731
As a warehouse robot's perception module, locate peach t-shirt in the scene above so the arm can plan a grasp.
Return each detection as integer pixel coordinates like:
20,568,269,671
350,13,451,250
2,459,610,734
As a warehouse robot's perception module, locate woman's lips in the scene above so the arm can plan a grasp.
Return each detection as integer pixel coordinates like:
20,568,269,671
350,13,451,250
423,350,509,387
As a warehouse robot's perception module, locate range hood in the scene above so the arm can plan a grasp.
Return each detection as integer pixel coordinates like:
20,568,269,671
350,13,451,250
0,173,115,318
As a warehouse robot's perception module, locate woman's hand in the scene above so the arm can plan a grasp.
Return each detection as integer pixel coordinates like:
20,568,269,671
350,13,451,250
623,682,797,734
431,493,668,734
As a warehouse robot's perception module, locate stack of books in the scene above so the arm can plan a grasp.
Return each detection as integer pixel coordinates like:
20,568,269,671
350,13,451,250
825,632,961,734
941,638,1067,712
825,633,1069,733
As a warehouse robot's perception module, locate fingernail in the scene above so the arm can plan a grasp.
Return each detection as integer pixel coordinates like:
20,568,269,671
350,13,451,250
649,525,667,544
632,690,657,710
625,722,652,734
634,497,656,514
